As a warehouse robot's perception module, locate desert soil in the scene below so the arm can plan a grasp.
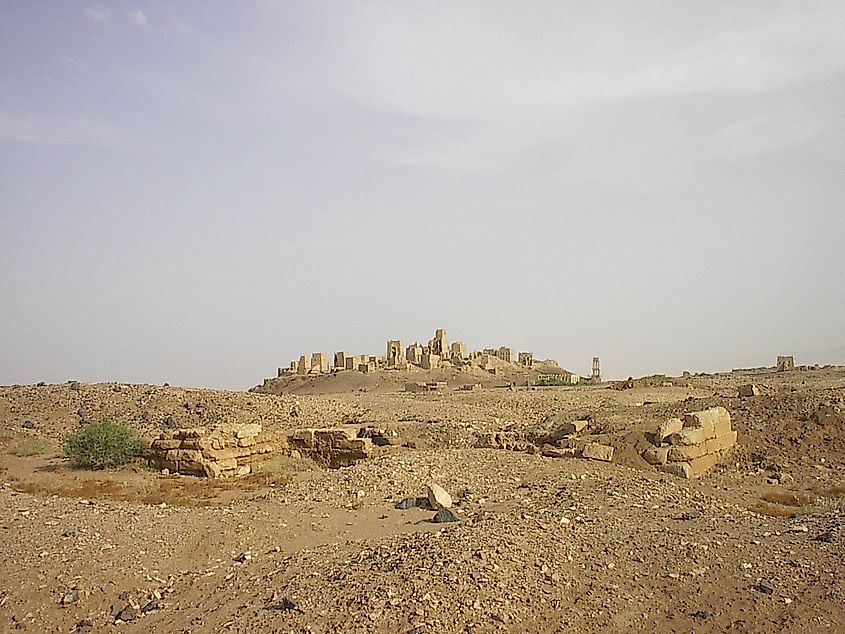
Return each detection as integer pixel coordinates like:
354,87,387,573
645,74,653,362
0,368,843,633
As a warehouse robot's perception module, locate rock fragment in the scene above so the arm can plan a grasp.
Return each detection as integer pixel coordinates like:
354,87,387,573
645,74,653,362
426,484,452,510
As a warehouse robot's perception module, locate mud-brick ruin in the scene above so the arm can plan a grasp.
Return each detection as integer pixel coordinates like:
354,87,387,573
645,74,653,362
276,328,584,383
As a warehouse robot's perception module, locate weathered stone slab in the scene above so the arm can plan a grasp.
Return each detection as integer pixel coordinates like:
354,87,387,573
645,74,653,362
667,443,706,462
704,431,737,454
235,424,262,439
582,442,614,462
642,447,669,465
654,418,683,446
683,407,730,438
668,428,708,446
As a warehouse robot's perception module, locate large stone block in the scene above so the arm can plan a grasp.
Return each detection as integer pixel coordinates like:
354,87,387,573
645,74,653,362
582,442,614,462
667,428,708,446
704,431,737,454
659,451,725,479
642,447,669,465
559,420,590,435
654,418,683,446
235,424,262,439
151,439,181,451
683,407,730,438
667,443,706,462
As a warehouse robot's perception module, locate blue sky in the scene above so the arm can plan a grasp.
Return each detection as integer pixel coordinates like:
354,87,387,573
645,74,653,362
1,1,844,389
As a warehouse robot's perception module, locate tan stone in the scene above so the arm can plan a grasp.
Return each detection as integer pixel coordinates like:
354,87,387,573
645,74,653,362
151,439,181,451
642,447,670,465
704,431,737,454
654,418,683,446
667,443,706,462
683,407,730,438
203,461,222,479
582,442,614,462
235,424,262,439
668,427,707,446
427,483,452,510
659,451,725,479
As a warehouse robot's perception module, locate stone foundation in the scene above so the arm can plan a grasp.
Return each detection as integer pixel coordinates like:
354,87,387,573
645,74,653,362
644,407,737,479
149,424,283,478
289,428,374,468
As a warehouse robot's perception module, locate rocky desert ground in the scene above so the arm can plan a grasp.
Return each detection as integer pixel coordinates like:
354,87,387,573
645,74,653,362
1,367,843,633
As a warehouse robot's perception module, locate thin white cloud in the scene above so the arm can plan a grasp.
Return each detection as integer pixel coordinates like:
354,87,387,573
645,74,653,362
129,9,147,27
84,7,111,24
0,112,131,147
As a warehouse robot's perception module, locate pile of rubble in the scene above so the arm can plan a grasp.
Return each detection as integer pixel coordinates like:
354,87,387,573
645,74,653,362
475,418,614,462
148,424,280,478
288,428,374,467
642,406,737,479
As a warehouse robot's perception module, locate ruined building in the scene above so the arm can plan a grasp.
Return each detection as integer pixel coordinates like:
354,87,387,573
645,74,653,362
386,340,405,368
592,357,601,382
282,328,554,378
428,329,450,359
776,355,795,372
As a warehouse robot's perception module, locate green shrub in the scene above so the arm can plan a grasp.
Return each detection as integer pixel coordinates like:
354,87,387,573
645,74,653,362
63,420,144,469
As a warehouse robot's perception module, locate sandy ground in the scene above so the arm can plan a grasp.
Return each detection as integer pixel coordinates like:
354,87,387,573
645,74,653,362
0,368,843,633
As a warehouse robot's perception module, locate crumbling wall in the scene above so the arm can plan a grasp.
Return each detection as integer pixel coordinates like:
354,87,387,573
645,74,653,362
289,428,373,467
642,407,737,479
149,424,283,478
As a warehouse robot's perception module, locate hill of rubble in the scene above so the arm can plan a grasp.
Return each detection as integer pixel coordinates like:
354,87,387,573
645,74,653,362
0,366,843,633
252,357,572,396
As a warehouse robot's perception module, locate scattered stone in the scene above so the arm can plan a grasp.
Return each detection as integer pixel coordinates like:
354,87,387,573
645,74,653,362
432,508,459,523
20,420,36,430
677,511,701,521
60,590,79,606
756,581,775,595
69,381,81,391
118,606,138,622
426,484,452,510
75,619,94,633
692,610,713,622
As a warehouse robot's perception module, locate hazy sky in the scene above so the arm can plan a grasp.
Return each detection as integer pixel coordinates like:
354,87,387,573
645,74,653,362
2,2,844,389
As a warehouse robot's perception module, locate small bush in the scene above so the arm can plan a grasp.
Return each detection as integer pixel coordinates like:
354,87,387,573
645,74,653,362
63,420,144,469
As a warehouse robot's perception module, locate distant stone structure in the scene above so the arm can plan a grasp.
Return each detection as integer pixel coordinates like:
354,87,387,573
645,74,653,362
496,347,514,363
279,327,570,380
333,351,347,371
776,355,795,372
405,343,424,365
421,352,441,370
386,340,405,368
538,371,580,385
592,357,601,382
450,341,468,360
311,352,329,374
428,329,450,359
